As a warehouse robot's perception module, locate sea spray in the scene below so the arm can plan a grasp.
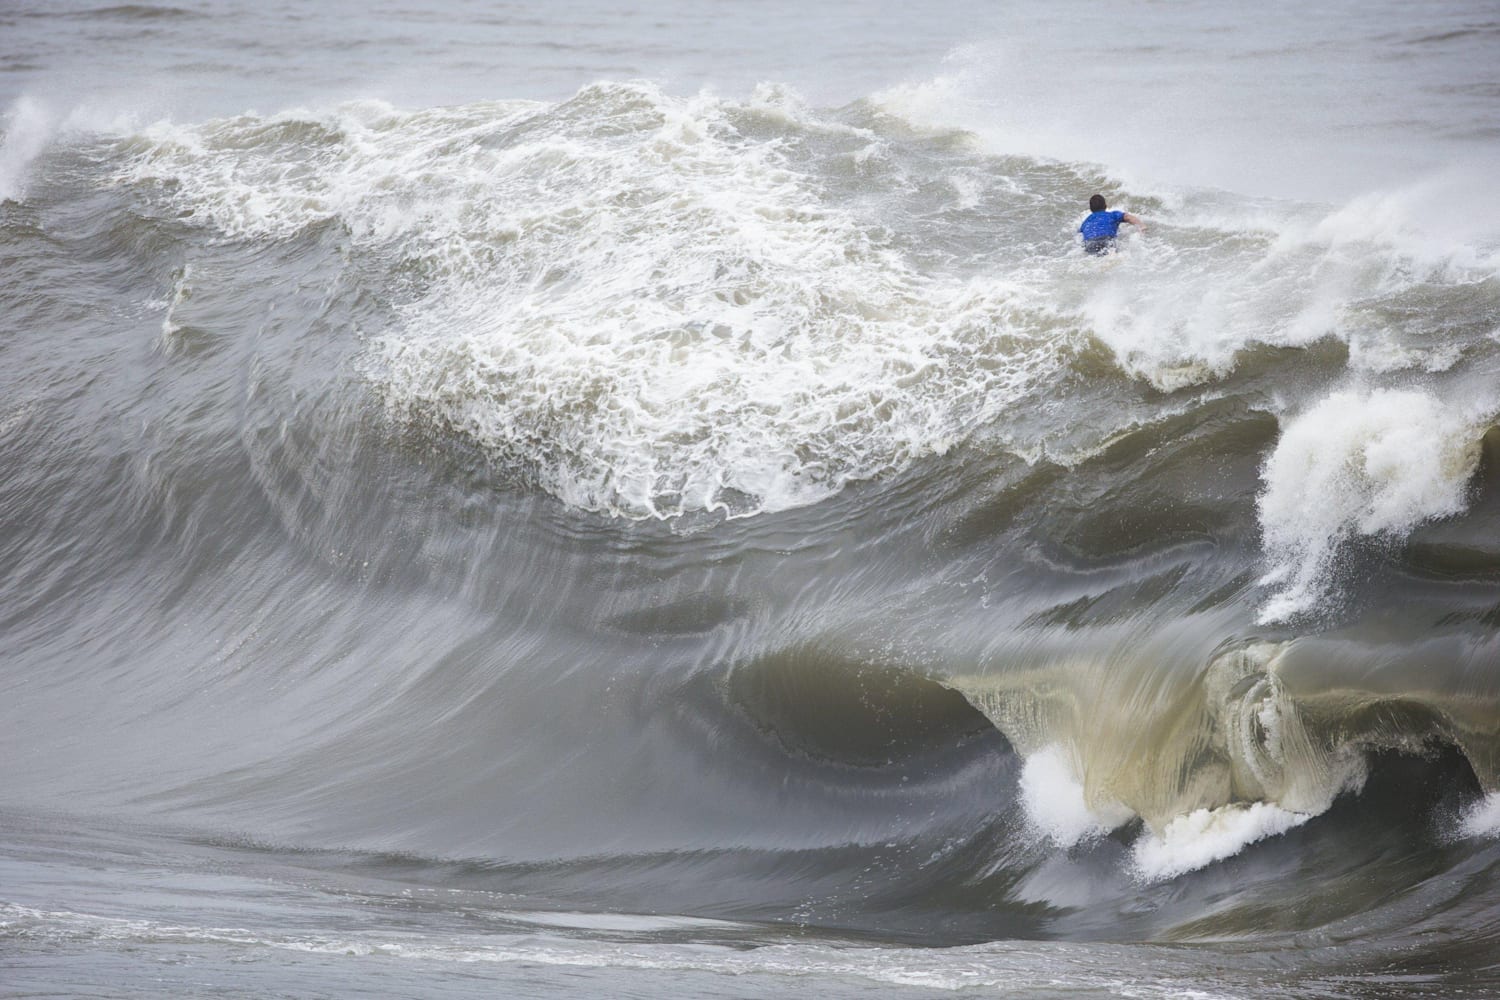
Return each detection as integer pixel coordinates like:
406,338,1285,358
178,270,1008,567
1257,388,1482,622
0,97,54,203
1461,794,1500,839
1018,744,1132,847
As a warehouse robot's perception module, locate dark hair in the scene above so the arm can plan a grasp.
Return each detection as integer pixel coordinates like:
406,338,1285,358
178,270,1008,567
1089,194,1106,212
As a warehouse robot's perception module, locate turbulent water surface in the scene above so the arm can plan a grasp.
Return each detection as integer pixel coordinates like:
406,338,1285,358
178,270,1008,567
3,1,1500,997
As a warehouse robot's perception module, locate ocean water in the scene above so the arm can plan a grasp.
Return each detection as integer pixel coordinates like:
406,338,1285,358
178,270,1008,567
3,1,1500,996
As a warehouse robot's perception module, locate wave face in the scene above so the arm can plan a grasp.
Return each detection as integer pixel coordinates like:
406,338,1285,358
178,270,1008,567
3,1,1500,996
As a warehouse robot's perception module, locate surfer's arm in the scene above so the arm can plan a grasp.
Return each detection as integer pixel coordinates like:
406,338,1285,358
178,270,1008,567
1122,212,1145,231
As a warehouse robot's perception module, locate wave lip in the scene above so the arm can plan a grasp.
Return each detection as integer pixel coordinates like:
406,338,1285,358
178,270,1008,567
950,627,1500,880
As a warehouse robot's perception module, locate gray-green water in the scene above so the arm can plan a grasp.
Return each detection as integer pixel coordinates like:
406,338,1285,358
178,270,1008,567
3,2,1500,996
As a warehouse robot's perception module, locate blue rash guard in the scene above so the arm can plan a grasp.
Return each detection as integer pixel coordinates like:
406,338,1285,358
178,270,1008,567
1079,209,1125,254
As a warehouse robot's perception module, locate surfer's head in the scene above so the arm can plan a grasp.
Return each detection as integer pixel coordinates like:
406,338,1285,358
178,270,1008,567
1089,194,1106,212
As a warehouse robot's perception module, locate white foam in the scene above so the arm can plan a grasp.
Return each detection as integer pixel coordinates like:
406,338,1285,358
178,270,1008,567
116,84,1073,517
0,97,56,203
1132,802,1311,881
1018,745,1133,847
1257,388,1483,622
1459,793,1500,839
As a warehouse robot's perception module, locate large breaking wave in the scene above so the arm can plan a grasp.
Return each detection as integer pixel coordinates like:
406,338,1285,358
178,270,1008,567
0,74,1496,969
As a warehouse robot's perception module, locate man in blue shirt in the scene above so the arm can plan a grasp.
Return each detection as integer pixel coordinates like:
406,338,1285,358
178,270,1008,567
1079,194,1144,255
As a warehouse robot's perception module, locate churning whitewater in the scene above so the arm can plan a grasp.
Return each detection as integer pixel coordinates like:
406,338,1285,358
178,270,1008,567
3,1,1500,997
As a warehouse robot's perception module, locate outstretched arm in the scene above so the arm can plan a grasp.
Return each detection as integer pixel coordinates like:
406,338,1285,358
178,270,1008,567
1122,212,1146,232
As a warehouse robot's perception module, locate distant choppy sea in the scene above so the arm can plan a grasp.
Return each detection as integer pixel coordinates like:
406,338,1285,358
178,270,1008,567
3,2,1500,996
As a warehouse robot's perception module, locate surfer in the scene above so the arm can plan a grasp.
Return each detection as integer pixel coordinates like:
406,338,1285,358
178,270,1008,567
1079,194,1145,255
